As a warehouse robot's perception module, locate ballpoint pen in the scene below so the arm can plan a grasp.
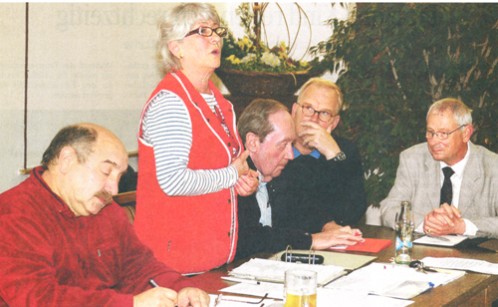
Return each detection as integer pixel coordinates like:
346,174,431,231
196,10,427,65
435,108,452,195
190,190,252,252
221,276,261,285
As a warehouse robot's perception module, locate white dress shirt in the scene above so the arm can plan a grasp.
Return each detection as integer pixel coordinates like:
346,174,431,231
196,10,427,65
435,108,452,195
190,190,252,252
256,172,272,227
417,143,478,235
439,143,478,235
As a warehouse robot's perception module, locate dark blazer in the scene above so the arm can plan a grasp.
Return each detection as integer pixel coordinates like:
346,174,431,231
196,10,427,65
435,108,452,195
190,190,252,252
236,158,312,260
269,135,367,233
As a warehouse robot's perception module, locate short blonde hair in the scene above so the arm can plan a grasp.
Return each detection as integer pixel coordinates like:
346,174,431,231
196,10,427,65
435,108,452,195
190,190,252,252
297,78,344,115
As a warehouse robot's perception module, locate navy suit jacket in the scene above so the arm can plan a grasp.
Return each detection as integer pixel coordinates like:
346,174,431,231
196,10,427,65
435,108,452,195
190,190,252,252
269,135,367,233
236,158,312,260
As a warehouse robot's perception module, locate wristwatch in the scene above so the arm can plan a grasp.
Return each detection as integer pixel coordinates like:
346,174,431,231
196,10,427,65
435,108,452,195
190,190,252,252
332,151,346,162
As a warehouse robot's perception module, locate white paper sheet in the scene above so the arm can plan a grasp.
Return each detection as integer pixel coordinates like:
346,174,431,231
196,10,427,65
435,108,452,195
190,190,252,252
218,285,413,307
413,235,467,247
325,262,465,299
220,281,284,299
209,293,275,307
421,257,498,275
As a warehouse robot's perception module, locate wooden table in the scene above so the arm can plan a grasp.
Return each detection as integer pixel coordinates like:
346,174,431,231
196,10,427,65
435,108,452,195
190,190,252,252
190,225,498,306
361,226,498,306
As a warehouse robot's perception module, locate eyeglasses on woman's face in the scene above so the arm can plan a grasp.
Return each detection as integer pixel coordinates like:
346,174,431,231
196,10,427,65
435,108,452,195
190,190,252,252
185,26,228,38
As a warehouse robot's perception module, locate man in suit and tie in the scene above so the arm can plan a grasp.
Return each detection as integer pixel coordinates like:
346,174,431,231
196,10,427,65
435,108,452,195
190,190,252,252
380,98,498,238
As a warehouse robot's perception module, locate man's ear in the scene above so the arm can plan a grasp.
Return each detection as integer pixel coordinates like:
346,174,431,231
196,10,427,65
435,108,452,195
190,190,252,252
291,102,299,118
327,115,341,133
462,124,474,142
244,132,260,153
58,146,78,174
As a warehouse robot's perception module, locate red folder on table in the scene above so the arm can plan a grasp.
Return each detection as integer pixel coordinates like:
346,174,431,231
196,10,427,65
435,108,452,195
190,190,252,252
329,238,392,253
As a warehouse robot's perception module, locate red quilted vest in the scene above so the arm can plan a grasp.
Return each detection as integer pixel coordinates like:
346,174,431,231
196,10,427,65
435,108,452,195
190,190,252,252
134,71,242,274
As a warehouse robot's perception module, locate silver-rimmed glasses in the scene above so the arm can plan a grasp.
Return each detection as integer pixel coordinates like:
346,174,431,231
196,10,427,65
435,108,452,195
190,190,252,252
426,124,467,140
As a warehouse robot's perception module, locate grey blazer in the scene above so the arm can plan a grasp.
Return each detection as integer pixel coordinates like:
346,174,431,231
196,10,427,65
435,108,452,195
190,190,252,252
380,142,498,238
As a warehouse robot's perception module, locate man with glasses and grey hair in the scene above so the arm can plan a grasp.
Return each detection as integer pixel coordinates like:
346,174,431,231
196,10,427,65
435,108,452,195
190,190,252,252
268,78,367,235
380,98,498,238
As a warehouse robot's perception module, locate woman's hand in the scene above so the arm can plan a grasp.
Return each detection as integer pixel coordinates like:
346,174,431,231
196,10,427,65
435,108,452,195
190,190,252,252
235,170,259,196
231,150,250,177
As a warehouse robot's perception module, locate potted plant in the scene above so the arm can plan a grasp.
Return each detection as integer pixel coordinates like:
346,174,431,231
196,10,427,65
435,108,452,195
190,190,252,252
313,3,497,207
217,2,324,109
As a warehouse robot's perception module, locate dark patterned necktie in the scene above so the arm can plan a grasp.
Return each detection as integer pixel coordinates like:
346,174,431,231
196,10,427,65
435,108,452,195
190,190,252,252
440,167,455,206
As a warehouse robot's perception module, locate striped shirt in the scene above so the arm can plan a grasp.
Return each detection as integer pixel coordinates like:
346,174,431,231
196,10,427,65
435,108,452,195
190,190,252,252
142,90,238,196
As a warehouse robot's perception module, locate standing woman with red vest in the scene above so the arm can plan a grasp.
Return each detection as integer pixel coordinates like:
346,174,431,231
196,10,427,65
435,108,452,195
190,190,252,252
134,3,258,275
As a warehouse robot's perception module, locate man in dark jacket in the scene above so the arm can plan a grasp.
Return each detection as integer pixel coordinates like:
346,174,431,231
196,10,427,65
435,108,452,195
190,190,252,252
236,99,363,259
270,78,368,234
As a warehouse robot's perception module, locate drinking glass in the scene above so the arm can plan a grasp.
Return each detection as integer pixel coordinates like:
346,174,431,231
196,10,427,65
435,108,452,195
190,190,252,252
394,200,414,264
284,269,317,307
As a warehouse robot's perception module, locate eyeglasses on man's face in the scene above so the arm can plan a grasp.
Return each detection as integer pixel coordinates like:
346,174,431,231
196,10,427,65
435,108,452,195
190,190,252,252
185,26,228,38
296,102,334,122
426,124,467,140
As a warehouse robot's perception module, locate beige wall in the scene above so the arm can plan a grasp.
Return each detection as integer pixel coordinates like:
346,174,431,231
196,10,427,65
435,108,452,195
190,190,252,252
1,3,31,191
0,3,198,192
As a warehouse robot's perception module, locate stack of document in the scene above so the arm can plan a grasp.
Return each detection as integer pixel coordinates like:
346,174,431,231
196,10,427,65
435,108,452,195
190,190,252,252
228,258,346,286
325,262,465,299
421,257,498,275
222,258,421,306
219,282,414,306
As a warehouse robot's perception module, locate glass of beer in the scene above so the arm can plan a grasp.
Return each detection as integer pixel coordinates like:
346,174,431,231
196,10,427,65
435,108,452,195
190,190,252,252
284,269,317,307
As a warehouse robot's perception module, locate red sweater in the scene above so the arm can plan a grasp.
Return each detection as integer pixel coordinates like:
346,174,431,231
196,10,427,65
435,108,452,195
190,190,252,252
0,167,194,306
